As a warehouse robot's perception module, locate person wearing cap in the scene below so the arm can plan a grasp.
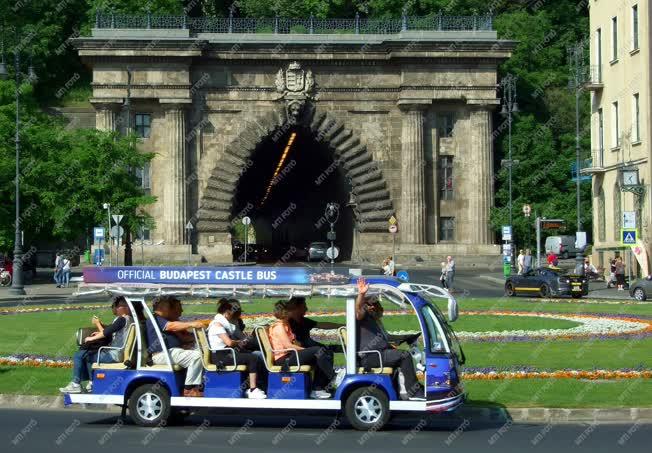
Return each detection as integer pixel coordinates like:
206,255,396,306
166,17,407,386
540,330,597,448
59,296,136,394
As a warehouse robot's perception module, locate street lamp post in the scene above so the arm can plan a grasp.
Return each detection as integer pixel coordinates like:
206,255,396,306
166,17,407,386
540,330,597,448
500,75,519,271
103,203,112,266
325,203,340,272
2,48,37,295
569,43,586,276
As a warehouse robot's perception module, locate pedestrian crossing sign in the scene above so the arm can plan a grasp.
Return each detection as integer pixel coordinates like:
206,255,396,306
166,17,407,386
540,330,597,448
621,228,638,245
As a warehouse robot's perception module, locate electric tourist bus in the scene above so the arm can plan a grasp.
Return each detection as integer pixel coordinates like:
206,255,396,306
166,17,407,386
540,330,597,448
64,266,465,431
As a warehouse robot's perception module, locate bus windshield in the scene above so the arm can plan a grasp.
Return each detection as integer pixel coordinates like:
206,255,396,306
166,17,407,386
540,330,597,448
421,302,465,363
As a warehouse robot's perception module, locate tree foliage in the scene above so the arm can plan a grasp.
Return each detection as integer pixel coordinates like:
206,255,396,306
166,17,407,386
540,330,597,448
0,79,155,252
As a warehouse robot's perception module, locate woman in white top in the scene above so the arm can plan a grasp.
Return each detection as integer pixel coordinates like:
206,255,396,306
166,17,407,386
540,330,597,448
61,256,72,287
208,299,266,399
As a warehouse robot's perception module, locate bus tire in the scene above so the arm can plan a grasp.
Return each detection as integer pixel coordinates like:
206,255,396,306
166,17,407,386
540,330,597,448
128,383,171,428
344,387,390,431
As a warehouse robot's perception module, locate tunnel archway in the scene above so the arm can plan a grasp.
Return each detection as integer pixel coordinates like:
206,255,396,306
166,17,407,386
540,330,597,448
196,106,396,262
233,126,353,261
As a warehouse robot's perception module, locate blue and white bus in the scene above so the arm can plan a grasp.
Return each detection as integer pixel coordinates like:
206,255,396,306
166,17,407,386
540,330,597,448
64,266,465,431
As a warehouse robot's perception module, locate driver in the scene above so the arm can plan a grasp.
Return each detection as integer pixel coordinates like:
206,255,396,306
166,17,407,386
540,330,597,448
355,277,425,400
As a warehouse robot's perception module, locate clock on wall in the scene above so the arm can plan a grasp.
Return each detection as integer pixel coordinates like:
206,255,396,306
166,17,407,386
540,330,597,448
621,167,640,187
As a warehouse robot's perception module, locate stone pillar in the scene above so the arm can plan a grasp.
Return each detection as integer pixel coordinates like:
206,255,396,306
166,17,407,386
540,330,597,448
470,107,494,244
91,99,122,131
162,105,187,245
398,103,428,244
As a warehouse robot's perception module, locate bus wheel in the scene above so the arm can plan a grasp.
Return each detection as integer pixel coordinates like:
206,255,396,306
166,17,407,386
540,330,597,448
128,383,171,427
505,282,516,297
345,387,390,431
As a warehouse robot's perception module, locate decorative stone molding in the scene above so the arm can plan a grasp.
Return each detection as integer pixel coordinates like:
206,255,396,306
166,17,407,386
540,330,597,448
275,61,316,120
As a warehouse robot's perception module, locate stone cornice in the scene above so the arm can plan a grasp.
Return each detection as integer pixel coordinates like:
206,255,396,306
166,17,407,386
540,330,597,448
91,84,497,92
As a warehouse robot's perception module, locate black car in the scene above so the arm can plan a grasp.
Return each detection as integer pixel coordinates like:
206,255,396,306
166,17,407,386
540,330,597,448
629,277,652,301
505,267,589,298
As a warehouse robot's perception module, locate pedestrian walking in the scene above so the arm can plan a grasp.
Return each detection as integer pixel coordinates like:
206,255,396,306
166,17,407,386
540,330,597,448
523,249,533,274
439,262,448,289
54,252,63,287
445,255,455,292
61,256,72,288
615,257,626,290
517,249,525,274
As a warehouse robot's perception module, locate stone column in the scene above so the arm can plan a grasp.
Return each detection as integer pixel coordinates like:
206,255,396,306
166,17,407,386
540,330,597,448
162,105,188,245
91,99,122,131
470,106,494,244
398,103,428,244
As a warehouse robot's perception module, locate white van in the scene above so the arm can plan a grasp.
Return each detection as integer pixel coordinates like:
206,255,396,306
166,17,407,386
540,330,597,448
545,235,580,259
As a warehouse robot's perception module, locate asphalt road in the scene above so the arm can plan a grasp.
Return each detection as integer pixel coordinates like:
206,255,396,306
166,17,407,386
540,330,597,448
4,408,651,452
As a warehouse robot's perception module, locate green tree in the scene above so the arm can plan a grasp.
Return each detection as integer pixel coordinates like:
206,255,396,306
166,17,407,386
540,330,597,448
0,78,155,252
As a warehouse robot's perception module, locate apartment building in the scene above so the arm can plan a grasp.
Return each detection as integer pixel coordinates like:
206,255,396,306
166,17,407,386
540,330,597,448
586,0,651,273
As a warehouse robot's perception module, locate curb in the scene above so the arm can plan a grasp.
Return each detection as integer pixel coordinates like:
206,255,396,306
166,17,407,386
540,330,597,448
1,395,651,423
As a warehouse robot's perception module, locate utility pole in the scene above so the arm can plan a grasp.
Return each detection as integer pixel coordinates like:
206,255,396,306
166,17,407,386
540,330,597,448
500,74,519,272
568,43,587,276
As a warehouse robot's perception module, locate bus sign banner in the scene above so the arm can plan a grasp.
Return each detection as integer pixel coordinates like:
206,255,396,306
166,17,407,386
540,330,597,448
82,267,349,285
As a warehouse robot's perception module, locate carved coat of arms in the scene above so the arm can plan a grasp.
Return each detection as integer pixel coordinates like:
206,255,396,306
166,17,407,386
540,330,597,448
275,62,315,119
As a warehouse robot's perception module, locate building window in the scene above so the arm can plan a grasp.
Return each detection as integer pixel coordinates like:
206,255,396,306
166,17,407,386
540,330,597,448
611,16,618,61
598,188,606,242
438,112,455,138
595,28,602,81
438,156,454,200
613,183,621,240
632,5,639,51
611,101,620,148
439,217,455,242
135,113,151,138
136,162,151,192
633,93,640,142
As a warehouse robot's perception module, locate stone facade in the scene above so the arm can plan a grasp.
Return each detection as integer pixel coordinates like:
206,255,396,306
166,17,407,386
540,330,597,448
75,28,514,264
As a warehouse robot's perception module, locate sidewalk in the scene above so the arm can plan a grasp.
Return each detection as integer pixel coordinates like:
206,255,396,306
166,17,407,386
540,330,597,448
0,268,82,303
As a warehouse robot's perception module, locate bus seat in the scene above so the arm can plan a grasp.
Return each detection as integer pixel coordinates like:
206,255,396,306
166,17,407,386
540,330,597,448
337,327,393,375
254,326,312,373
92,323,136,370
139,322,182,372
193,328,247,372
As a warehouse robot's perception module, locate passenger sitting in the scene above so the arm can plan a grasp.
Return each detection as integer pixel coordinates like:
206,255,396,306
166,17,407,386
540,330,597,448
207,299,267,399
60,296,135,394
355,277,425,400
268,300,335,399
146,295,207,397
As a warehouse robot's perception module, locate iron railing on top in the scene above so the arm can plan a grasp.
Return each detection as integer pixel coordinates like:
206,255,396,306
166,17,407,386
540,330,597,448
94,11,493,34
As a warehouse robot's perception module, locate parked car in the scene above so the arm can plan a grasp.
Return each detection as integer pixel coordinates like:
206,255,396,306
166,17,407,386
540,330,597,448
307,241,329,261
629,277,652,301
545,235,583,259
505,267,589,298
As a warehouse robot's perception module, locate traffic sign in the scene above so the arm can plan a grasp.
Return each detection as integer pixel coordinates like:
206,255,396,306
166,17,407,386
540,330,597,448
242,216,251,226
389,224,398,234
110,225,124,239
112,214,124,225
326,246,339,259
623,211,636,229
621,228,638,245
388,216,397,226
502,225,512,241
93,227,105,240
185,221,194,230
522,204,531,217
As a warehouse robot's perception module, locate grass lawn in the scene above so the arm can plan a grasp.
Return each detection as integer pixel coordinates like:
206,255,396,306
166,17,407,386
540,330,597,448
0,366,72,395
466,378,652,407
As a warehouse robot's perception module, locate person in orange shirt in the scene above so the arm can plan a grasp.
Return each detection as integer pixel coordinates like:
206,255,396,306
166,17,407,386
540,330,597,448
268,300,334,399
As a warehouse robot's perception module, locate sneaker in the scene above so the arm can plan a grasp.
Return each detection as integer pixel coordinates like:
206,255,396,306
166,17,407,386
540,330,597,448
247,388,267,399
85,382,93,393
310,390,331,399
59,382,82,394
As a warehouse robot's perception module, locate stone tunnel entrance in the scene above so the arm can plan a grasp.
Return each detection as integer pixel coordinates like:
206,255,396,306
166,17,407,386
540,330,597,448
232,126,354,262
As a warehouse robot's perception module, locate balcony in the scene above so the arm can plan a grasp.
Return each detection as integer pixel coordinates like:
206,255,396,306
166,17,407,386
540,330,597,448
583,65,603,91
579,150,606,175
